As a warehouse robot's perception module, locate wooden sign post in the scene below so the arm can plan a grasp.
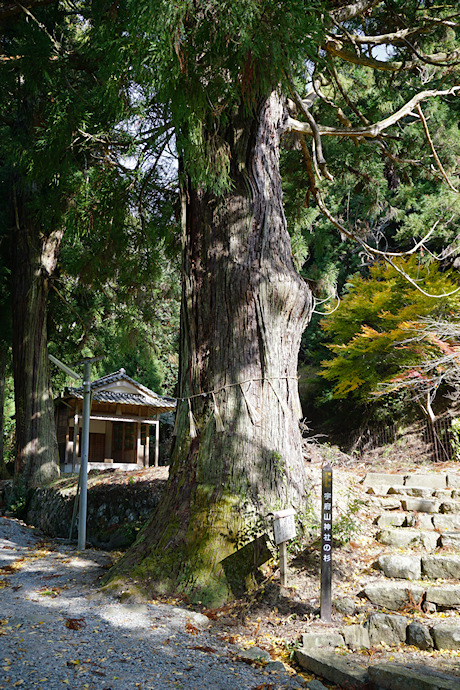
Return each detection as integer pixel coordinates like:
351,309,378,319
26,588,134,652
273,508,296,586
321,464,333,621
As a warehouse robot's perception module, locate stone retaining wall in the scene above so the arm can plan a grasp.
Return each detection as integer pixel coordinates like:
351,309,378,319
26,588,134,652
4,473,167,550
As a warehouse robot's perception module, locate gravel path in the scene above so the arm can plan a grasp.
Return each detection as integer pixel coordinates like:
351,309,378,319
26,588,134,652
0,517,306,690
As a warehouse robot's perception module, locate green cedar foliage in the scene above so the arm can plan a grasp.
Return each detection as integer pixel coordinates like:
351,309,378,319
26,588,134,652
1,3,179,397
49,225,180,396
319,257,460,402
0,2,131,233
125,0,324,193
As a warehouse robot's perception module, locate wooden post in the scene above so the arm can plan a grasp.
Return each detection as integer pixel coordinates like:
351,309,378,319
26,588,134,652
136,419,143,466
154,418,159,467
273,508,296,587
144,424,150,467
72,406,79,472
279,540,288,586
321,464,333,621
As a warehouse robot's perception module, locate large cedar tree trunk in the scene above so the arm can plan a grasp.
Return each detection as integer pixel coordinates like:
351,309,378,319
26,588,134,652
10,184,61,487
110,92,312,604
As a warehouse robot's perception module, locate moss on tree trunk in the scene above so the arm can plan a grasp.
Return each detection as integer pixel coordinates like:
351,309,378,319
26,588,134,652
107,92,312,605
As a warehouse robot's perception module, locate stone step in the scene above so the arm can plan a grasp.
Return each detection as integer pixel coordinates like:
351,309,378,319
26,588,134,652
375,513,406,528
377,554,460,580
423,554,460,579
406,513,436,529
363,582,425,610
389,486,445,498
362,472,460,494
433,513,460,531
400,498,440,513
363,580,460,612
425,585,460,608
374,503,460,528
447,474,460,488
371,495,404,510
365,485,395,496
296,616,460,686
441,532,460,548
440,499,460,513
296,648,369,689
369,662,460,689
363,473,405,488
377,554,421,580
406,474,448,489
353,614,460,651
376,527,439,549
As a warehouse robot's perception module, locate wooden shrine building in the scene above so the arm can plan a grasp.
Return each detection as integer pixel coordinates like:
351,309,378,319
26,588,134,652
55,368,176,471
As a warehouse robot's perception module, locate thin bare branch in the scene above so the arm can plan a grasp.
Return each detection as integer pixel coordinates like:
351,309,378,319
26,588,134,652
298,137,460,299
325,37,460,70
13,1,61,53
327,61,370,126
385,256,460,298
415,103,459,193
324,39,404,71
288,78,333,181
401,40,460,67
286,86,460,139
333,26,431,46
312,295,341,316
0,0,54,21
330,0,382,23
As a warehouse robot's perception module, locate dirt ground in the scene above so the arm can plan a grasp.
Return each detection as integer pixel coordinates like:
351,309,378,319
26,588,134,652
14,429,460,686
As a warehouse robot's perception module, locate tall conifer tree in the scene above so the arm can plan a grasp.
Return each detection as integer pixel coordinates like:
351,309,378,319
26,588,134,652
0,1,131,485
109,0,460,603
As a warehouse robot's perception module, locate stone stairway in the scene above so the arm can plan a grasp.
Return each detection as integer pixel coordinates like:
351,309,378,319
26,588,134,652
363,471,460,618
296,470,460,688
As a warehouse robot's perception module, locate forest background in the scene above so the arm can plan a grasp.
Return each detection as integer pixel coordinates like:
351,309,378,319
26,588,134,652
0,0,460,603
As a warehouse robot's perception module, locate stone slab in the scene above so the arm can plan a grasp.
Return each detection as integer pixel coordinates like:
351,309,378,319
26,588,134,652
296,648,369,689
376,496,404,510
440,500,460,514
425,585,460,607
404,474,447,489
422,555,460,579
406,513,434,530
433,513,460,531
334,597,357,616
366,486,391,496
363,473,405,487
378,554,421,580
453,490,460,499
366,613,407,646
342,624,370,650
376,528,439,550
376,513,406,528
401,498,440,513
406,621,434,650
363,582,424,611
440,532,460,549
447,474,460,488
431,623,460,651
434,489,453,499
301,632,344,651
389,486,434,498
368,663,460,689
